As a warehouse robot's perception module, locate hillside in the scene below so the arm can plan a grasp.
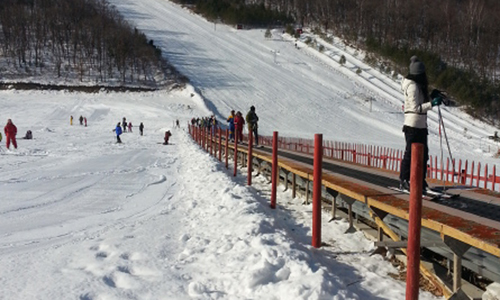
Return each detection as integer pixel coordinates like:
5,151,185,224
108,0,500,167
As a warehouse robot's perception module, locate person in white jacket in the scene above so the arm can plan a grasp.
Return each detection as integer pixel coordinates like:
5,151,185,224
400,56,442,192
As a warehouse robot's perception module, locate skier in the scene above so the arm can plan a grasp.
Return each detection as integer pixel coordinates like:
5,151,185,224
245,106,259,146
163,130,172,145
399,56,442,192
114,122,123,143
84,117,87,127
4,119,18,149
128,122,133,132
139,122,144,136
122,117,127,132
70,115,73,125
175,119,180,128
234,111,245,143
79,115,84,125
227,110,235,141
24,130,33,140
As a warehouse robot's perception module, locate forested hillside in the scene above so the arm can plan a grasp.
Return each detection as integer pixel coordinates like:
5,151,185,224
0,0,186,88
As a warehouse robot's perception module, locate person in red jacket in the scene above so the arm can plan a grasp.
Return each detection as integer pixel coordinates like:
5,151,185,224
4,119,18,149
234,111,245,143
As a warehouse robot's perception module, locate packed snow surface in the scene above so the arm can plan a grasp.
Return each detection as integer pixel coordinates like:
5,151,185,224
2,0,498,299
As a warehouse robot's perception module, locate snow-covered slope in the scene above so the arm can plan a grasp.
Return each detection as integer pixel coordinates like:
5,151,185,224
108,0,499,167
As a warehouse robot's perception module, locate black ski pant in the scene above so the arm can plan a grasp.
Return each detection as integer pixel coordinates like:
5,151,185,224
399,126,429,189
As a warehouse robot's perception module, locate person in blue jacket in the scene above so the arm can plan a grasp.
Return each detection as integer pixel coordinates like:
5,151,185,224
227,110,235,141
115,122,123,143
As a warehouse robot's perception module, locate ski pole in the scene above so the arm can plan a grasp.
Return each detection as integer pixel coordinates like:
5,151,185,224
438,105,456,191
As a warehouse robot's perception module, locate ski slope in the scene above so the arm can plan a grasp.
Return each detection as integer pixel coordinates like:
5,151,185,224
1,0,499,299
108,0,500,166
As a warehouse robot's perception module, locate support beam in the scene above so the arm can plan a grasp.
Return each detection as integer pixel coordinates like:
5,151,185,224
374,241,446,248
326,188,338,222
444,236,472,293
342,196,357,233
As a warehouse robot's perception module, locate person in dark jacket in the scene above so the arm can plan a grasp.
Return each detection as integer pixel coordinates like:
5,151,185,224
227,110,235,141
139,122,144,136
163,130,172,145
399,56,442,192
4,119,18,149
79,115,84,125
245,106,259,146
115,122,123,143
122,117,127,132
24,130,33,140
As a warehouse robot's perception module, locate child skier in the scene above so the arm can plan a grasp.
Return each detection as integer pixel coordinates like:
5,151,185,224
163,130,172,145
114,122,123,143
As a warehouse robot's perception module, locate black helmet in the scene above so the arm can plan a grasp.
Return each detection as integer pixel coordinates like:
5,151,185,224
250,105,255,111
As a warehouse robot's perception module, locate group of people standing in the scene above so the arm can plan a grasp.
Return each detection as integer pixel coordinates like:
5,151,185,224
227,106,259,146
191,116,218,134
114,118,144,143
70,115,88,127
191,106,259,146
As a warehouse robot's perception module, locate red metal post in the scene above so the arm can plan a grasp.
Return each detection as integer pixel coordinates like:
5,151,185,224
463,160,468,185
312,134,323,248
217,128,221,161
434,156,438,179
201,127,204,149
209,128,213,156
477,163,481,187
247,130,254,186
233,130,238,176
270,132,278,208
204,128,208,151
446,158,450,182
485,164,489,189
225,129,229,169
494,165,497,191
406,143,424,300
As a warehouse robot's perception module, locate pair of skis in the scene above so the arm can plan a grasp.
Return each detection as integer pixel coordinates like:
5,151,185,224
388,186,459,201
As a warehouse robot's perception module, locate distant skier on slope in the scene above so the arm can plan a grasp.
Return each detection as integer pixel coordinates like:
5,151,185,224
114,122,123,143
139,122,144,136
163,130,172,145
4,119,18,149
122,117,127,132
399,56,442,193
23,130,33,140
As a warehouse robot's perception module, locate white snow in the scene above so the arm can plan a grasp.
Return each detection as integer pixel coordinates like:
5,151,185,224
1,0,498,299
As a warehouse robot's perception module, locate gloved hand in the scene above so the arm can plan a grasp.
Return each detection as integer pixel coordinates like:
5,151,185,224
430,89,442,99
431,97,442,107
